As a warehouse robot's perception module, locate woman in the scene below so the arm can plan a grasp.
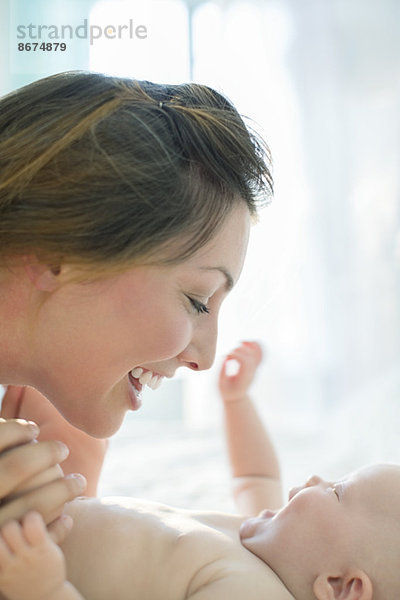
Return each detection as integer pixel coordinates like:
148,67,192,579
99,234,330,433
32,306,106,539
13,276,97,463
0,70,272,540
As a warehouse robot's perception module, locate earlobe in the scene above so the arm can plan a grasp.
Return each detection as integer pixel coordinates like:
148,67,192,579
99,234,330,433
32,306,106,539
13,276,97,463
23,256,61,291
313,570,373,600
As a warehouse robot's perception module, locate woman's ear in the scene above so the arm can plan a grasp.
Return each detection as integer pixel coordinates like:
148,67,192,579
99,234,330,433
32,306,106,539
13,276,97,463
23,256,61,291
313,569,373,600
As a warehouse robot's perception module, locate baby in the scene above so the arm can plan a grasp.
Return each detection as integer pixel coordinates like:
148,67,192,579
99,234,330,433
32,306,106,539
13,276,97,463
0,342,398,600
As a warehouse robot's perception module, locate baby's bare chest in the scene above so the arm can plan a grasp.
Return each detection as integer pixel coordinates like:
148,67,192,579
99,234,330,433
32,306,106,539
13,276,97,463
64,498,278,600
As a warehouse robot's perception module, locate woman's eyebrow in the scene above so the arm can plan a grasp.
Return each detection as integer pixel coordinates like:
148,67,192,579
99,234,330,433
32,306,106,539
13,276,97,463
200,267,234,291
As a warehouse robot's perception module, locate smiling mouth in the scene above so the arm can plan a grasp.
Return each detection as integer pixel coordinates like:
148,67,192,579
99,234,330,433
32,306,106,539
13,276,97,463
127,368,165,411
129,372,143,394
129,367,163,391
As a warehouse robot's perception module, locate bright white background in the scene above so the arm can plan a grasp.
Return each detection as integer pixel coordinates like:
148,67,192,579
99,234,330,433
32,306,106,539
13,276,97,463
1,0,400,507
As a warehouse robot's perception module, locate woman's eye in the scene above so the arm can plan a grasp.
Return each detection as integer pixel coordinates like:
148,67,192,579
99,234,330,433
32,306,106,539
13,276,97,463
187,296,210,315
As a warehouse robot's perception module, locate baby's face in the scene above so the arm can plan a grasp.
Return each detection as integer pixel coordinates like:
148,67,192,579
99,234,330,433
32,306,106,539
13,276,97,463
240,464,400,597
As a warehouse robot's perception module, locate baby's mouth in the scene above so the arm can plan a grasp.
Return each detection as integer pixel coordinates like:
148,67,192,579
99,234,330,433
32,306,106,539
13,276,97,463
239,510,277,539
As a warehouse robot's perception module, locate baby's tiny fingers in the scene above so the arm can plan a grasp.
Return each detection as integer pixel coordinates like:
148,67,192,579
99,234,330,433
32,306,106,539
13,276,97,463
22,511,48,546
0,520,26,554
47,514,73,545
242,341,263,360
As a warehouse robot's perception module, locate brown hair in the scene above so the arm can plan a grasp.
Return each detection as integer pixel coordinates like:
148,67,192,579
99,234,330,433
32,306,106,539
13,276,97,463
0,70,272,276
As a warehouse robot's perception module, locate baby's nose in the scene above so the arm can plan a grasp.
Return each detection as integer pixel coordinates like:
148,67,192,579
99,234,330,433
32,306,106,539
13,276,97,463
305,474,323,487
288,484,304,500
288,474,324,500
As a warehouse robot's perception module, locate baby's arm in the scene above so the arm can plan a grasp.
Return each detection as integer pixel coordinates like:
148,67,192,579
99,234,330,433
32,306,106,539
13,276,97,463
219,342,283,516
0,512,84,600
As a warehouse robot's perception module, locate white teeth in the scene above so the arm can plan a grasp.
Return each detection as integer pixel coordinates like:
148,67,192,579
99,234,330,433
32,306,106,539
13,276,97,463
153,377,162,390
130,368,163,391
130,367,143,378
138,371,152,385
147,374,159,390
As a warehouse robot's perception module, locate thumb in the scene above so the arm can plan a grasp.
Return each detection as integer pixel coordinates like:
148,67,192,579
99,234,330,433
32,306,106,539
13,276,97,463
0,385,26,419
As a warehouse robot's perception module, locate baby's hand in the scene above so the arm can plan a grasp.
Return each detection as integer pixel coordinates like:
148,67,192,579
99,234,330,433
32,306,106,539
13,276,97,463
0,512,67,600
2,385,106,497
218,341,263,403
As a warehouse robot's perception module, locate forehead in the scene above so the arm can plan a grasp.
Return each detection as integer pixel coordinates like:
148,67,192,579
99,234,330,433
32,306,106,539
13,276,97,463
348,464,400,513
196,202,250,250
179,203,250,275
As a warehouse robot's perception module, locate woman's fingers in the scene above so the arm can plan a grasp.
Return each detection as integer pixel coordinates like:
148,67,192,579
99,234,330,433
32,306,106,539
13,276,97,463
0,474,86,528
0,418,40,453
0,415,84,544
0,439,69,499
8,464,64,499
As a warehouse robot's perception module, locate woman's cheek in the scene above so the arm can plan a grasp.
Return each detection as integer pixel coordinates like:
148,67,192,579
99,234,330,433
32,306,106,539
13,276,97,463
140,311,193,360
160,314,193,355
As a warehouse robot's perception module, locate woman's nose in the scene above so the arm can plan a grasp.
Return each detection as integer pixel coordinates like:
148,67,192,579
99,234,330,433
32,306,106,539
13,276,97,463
179,317,218,371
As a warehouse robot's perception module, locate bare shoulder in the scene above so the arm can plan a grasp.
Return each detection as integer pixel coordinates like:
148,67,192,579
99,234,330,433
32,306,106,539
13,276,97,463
184,521,294,600
61,497,176,599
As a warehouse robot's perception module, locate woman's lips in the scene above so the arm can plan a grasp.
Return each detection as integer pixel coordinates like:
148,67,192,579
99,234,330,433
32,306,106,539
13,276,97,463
128,372,143,411
127,368,165,411
129,372,143,393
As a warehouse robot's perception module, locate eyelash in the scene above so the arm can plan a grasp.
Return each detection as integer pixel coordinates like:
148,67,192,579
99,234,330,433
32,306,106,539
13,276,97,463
332,485,340,501
187,297,210,315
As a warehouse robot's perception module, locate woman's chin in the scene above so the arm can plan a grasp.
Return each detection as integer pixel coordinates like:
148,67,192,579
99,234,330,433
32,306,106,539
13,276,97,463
70,410,127,438
55,391,128,438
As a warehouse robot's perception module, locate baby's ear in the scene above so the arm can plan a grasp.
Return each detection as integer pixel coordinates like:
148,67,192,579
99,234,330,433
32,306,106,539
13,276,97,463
313,569,373,600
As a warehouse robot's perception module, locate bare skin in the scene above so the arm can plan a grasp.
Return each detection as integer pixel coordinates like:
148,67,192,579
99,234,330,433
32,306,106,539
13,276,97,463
0,204,250,531
2,342,391,599
1,386,107,497
0,342,294,600
0,411,85,541
0,512,83,600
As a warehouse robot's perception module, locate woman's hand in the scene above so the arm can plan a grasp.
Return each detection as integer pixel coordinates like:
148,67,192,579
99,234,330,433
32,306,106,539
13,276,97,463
2,386,108,496
0,416,86,544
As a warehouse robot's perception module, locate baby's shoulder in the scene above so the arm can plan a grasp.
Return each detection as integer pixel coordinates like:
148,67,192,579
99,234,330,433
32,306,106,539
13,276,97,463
183,522,293,600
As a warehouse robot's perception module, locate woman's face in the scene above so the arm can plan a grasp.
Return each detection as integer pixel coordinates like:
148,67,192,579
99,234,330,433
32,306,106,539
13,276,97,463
28,204,250,436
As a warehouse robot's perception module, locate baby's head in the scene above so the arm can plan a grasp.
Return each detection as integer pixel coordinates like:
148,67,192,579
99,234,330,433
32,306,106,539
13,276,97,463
240,464,400,600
